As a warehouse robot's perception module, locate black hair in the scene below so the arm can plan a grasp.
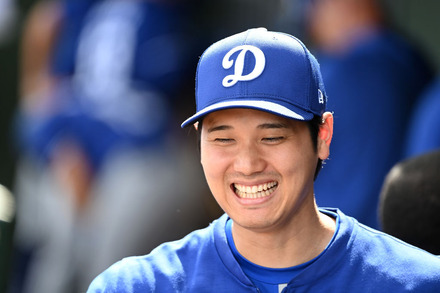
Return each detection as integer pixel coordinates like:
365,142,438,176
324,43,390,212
378,150,440,255
307,115,324,180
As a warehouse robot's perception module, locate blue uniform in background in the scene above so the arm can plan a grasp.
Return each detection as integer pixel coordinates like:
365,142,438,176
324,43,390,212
403,77,440,158
12,1,208,292
19,0,194,172
313,29,433,229
88,209,440,292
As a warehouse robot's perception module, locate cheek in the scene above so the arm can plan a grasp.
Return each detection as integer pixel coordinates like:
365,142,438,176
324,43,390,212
273,143,316,181
201,146,229,188
200,147,235,211
201,151,214,183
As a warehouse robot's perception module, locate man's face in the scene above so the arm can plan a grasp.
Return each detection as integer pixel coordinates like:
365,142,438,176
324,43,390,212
200,108,327,233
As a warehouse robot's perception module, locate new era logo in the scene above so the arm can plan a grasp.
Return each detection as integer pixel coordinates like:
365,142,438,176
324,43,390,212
318,89,324,104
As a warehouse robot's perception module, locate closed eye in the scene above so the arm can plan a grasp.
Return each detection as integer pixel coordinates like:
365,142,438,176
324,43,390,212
214,138,234,143
262,137,285,143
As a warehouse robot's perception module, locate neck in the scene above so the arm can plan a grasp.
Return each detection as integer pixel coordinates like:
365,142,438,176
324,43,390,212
231,201,336,268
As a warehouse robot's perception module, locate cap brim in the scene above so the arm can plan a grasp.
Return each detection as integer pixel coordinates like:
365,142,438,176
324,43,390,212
181,100,310,128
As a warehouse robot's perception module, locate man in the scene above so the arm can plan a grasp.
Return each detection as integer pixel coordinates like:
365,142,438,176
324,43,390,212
88,28,440,292
379,149,440,255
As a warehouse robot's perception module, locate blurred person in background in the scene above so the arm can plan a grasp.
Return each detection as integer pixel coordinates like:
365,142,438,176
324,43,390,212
304,0,434,228
403,77,440,158
10,0,215,292
379,149,440,255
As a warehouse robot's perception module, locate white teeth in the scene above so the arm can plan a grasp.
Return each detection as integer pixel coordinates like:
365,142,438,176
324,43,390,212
234,181,278,199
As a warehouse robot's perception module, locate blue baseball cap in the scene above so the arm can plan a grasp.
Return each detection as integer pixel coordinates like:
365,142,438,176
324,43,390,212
181,28,327,127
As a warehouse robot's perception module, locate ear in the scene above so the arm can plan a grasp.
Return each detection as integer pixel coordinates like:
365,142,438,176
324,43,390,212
193,121,199,131
317,112,333,160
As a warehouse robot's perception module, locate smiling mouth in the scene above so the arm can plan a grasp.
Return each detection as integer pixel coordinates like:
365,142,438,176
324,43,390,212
233,181,278,199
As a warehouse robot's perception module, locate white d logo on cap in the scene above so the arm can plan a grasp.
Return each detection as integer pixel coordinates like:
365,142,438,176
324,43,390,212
222,45,265,87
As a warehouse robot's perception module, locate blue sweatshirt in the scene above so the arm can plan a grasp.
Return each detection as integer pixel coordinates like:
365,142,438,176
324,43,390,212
88,209,440,292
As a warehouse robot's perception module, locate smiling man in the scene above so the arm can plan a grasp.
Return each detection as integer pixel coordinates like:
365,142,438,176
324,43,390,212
88,28,440,292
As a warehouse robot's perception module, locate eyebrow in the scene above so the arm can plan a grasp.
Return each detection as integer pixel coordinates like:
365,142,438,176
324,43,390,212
257,122,289,129
207,125,233,133
207,122,288,133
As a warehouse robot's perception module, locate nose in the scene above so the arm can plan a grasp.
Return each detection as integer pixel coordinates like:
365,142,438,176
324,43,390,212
233,141,266,176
